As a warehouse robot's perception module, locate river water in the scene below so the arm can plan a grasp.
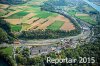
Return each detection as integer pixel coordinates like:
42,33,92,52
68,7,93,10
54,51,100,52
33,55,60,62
83,0,100,12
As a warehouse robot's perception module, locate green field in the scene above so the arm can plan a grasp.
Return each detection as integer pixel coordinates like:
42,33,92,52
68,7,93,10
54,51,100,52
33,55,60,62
0,11,7,16
21,23,30,31
22,6,40,12
76,16,96,25
34,11,58,18
0,47,13,56
7,11,29,19
47,20,64,30
0,12,5,16
11,24,22,32
5,6,58,32
67,10,96,25
67,10,76,16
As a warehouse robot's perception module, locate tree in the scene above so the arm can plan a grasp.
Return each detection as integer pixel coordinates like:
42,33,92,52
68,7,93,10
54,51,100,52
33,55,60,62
0,51,15,66
16,55,27,65
0,18,15,43
0,28,8,44
0,19,11,33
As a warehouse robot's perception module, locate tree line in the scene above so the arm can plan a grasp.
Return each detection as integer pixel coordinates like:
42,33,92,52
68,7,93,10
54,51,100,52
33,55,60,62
0,49,15,66
0,18,15,44
18,29,81,40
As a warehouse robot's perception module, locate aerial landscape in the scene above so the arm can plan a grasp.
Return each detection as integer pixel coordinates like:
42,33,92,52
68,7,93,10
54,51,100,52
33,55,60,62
0,0,100,66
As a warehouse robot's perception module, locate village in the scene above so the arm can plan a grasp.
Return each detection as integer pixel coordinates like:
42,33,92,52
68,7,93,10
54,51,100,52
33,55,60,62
13,38,80,58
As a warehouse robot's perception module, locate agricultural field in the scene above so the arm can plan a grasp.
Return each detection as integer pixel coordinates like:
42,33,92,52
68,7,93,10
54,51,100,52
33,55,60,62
93,2,100,6
6,11,29,19
75,12,96,25
25,0,48,6
47,20,64,30
34,11,58,18
67,9,96,25
67,10,76,17
76,15,96,24
0,4,12,16
11,24,22,32
0,1,75,32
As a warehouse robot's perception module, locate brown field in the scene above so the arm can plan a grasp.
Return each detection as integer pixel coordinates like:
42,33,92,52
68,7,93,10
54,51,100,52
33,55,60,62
36,17,56,30
3,10,21,17
31,0,48,5
16,6,29,9
21,13,36,23
0,9,7,14
0,9,4,12
23,13,35,19
57,15,75,31
37,15,75,31
60,22,75,31
4,19,21,25
27,19,46,30
27,18,40,24
0,4,9,9
3,12,75,31
75,13,89,16
1,4,75,31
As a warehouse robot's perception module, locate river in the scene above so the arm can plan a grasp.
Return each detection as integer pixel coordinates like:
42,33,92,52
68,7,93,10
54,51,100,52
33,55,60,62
83,0,100,12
